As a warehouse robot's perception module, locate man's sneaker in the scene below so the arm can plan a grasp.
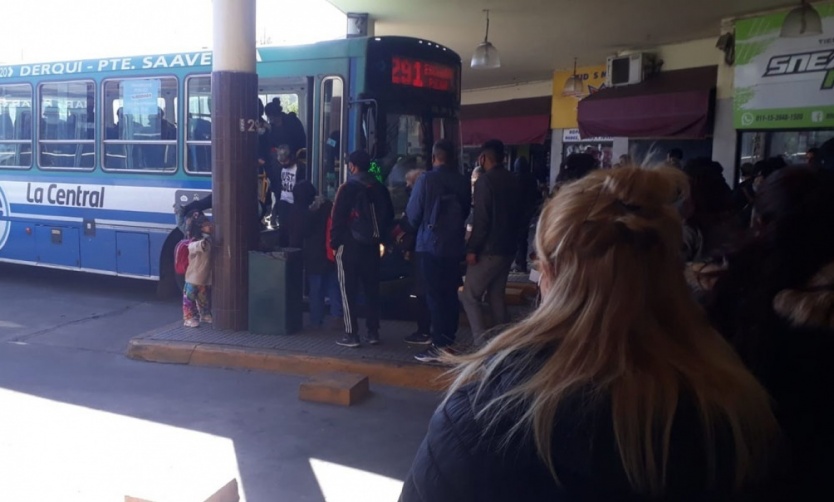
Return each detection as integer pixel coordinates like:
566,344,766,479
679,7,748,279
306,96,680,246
404,332,431,345
184,319,199,328
200,314,213,324
336,334,360,348
364,331,380,345
414,345,449,363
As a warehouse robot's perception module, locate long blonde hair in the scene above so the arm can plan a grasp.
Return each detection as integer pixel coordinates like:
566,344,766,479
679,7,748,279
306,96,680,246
447,167,775,495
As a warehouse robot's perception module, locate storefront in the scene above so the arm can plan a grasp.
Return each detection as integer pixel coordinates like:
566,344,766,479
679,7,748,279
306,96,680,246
576,65,718,164
733,1,834,177
460,95,551,179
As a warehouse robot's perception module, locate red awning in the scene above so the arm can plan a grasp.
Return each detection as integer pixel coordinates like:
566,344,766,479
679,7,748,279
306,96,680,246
577,66,717,139
461,114,550,146
461,96,551,146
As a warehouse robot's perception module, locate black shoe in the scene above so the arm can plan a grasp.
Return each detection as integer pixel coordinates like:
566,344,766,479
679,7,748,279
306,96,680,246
336,334,360,348
364,331,380,345
404,331,431,345
414,345,449,363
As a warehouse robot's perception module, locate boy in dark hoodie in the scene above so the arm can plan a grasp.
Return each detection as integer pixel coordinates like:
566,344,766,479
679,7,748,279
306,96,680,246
295,180,342,328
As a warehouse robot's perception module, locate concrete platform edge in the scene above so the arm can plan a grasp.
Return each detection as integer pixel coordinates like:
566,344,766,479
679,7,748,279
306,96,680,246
126,339,450,391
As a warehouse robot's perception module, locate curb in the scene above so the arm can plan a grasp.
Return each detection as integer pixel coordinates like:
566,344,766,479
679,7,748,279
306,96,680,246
127,338,451,391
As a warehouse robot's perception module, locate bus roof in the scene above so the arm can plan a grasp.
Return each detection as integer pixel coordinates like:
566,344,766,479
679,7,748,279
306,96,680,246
0,36,459,82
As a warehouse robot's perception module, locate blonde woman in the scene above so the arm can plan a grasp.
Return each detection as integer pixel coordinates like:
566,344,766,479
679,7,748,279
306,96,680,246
400,167,776,501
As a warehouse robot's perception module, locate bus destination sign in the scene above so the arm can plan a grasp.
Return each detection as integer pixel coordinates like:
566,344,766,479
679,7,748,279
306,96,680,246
391,56,456,93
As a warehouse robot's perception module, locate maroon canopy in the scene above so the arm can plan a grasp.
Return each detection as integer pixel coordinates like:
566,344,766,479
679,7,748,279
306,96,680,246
461,96,551,146
577,66,717,139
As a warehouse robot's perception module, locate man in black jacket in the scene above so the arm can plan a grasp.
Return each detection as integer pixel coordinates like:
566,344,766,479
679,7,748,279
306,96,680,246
460,140,520,345
330,150,395,347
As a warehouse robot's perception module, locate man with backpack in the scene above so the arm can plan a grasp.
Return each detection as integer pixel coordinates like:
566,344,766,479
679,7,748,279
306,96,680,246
330,150,395,348
406,140,471,362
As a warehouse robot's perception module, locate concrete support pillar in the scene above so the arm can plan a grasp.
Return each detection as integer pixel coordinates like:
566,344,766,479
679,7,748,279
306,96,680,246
212,0,258,330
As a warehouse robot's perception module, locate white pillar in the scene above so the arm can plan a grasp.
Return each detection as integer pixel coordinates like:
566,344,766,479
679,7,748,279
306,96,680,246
213,0,256,72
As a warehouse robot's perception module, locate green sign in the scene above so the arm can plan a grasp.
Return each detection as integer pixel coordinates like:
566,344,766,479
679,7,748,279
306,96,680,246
734,1,834,129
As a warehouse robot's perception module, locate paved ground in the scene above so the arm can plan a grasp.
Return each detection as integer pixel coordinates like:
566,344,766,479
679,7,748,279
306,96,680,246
0,263,440,501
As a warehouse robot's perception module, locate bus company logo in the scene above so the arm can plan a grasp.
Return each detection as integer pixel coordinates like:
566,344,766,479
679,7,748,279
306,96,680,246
0,67,13,78
763,50,834,90
0,186,10,251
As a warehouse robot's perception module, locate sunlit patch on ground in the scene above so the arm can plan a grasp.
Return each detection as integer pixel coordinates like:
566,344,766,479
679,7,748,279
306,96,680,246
309,457,404,502
0,388,241,501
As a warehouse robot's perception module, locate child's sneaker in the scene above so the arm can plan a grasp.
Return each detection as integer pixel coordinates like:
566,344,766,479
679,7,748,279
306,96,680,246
184,319,199,328
200,314,213,324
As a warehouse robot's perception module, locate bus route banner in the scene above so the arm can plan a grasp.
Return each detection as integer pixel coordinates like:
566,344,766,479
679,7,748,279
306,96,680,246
734,1,834,129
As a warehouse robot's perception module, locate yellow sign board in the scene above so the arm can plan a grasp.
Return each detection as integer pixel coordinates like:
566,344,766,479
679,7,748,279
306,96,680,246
551,65,608,129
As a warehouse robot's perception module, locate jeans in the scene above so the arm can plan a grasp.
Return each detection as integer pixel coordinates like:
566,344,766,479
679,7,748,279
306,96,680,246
419,253,463,348
460,254,513,345
308,268,342,326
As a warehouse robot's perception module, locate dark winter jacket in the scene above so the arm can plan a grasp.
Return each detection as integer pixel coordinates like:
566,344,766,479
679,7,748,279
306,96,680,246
400,362,754,502
467,165,521,257
709,261,834,501
406,164,471,258
302,197,334,275
330,171,395,250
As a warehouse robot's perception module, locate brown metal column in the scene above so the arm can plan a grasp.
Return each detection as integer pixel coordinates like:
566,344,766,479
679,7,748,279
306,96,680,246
211,72,258,330
211,0,257,331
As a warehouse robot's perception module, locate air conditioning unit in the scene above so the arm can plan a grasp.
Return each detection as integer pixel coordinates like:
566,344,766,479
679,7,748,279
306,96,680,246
606,53,645,87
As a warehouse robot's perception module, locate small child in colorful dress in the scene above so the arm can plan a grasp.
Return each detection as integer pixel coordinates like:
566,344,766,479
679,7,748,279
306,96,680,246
183,212,213,327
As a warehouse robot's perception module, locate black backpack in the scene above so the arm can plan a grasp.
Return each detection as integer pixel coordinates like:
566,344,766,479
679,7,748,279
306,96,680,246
349,180,380,245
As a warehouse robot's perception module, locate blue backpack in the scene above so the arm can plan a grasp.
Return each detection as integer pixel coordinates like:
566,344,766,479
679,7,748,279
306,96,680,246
425,178,465,250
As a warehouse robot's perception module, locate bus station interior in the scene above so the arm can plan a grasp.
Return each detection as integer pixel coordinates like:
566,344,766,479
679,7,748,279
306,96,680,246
1,0,834,369
2,2,834,500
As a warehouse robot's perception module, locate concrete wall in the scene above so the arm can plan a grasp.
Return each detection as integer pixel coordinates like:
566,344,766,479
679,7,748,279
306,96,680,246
649,38,717,71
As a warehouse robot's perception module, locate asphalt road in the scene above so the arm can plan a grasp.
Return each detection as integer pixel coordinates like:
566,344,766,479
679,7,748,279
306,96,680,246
0,263,439,501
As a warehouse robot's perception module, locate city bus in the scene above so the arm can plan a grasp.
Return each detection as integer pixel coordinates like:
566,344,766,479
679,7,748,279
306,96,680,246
0,36,461,296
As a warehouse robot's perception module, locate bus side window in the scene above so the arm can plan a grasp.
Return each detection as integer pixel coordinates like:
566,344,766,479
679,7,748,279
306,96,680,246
102,77,178,172
185,75,211,174
0,83,33,169
38,81,95,170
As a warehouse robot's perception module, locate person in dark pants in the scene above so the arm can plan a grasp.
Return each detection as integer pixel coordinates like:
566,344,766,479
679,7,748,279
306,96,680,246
406,140,471,362
513,156,542,273
330,150,395,348
461,140,521,345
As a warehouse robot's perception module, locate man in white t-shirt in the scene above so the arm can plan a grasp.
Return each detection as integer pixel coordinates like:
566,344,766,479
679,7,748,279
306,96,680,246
273,144,304,247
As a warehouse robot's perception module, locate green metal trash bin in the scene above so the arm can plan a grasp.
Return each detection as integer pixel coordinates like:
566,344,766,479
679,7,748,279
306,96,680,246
248,249,303,335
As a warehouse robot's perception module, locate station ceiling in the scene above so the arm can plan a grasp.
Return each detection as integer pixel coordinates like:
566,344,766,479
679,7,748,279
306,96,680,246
328,0,798,90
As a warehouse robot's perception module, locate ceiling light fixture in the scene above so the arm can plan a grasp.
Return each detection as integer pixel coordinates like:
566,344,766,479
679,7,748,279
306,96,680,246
471,9,501,69
780,0,823,37
562,57,585,97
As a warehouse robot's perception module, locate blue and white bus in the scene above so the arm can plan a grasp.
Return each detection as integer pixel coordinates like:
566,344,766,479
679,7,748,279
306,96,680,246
0,36,461,295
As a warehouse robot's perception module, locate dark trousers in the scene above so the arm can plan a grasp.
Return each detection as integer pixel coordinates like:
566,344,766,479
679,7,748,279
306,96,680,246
414,295,431,334
419,253,463,348
515,216,532,270
335,242,381,336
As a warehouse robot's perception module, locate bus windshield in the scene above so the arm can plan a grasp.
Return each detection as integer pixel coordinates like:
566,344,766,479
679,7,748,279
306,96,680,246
381,112,460,214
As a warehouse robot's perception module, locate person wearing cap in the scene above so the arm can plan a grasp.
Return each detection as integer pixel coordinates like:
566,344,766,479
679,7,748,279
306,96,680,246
330,150,395,348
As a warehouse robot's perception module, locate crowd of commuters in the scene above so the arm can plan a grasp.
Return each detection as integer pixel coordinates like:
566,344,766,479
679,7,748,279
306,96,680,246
173,121,834,499
399,142,834,500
